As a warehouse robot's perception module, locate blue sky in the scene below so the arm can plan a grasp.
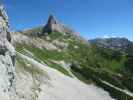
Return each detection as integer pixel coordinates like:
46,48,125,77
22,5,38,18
3,0,133,40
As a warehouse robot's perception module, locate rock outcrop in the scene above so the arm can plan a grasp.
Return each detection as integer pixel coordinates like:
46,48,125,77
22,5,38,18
0,5,16,100
43,14,75,35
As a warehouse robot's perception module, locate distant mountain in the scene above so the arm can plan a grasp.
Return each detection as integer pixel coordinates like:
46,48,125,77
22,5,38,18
90,38,133,55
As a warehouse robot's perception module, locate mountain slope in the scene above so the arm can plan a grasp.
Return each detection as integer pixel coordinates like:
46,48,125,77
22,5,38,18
90,37,133,73
90,38,133,55
15,52,114,100
13,23,133,100
10,14,114,100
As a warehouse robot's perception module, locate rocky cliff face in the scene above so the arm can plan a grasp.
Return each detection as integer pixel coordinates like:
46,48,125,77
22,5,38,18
0,5,16,100
43,14,75,35
43,14,63,33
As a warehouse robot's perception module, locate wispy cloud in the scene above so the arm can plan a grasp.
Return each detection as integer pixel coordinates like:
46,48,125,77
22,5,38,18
103,33,124,39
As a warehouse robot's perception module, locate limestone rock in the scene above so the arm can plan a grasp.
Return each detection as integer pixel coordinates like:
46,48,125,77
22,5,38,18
43,14,64,33
0,4,16,100
43,14,76,35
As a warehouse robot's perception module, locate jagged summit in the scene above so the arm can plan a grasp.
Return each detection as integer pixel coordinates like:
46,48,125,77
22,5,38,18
22,14,77,37
43,14,64,34
43,14,76,35
47,14,58,25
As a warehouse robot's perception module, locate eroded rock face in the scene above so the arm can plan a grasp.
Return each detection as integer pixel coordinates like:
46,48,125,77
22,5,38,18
43,14,64,34
43,14,75,35
0,5,16,100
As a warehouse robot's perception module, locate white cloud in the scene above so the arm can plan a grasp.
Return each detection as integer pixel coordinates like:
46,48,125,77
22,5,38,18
103,34,118,38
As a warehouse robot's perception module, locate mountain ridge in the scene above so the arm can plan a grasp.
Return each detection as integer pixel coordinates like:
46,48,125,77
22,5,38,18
90,37,133,55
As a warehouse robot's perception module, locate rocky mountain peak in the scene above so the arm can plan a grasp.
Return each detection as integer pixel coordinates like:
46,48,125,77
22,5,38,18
43,14,63,34
47,14,58,25
42,14,76,35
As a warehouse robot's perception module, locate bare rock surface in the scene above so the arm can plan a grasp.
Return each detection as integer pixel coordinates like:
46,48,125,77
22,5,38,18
0,5,16,100
43,14,76,35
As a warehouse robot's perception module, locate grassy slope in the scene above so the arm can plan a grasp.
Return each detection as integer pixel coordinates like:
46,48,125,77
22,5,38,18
15,28,133,100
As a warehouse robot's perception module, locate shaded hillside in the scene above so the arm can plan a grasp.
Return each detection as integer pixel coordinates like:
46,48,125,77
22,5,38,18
90,38,133,56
